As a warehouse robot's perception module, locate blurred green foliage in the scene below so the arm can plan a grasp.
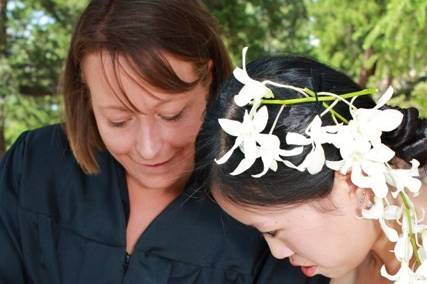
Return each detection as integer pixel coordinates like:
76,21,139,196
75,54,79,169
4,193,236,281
1,0,426,155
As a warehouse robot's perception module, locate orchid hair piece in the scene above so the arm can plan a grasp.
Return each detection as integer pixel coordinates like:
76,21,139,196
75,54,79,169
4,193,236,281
215,47,426,283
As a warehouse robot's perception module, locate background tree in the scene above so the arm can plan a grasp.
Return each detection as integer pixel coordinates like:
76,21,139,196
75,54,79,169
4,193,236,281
307,0,427,95
206,0,311,62
1,0,426,157
0,0,86,156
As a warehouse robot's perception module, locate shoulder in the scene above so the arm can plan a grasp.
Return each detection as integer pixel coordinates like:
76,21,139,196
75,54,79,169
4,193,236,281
0,124,119,217
140,190,269,274
1,124,75,192
2,124,71,169
1,124,68,189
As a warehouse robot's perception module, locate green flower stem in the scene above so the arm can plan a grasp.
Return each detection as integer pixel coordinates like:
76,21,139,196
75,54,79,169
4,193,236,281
260,88,376,125
322,102,348,124
260,88,376,105
400,191,422,266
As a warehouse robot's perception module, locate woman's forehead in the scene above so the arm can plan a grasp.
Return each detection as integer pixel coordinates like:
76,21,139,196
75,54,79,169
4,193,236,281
82,52,201,110
82,51,199,86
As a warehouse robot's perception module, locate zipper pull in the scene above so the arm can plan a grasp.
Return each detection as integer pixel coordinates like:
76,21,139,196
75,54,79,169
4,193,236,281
123,252,131,273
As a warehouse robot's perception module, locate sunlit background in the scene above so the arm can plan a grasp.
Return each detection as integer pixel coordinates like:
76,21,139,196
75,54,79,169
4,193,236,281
1,0,426,157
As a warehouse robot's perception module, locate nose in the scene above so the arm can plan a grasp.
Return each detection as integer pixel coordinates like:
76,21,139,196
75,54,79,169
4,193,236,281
265,238,294,260
135,117,162,160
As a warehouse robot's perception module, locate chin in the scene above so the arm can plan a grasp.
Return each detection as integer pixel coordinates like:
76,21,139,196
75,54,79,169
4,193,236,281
136,175,182,190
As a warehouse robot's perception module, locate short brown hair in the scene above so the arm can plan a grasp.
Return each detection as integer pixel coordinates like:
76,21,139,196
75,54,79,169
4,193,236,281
62,0,232,174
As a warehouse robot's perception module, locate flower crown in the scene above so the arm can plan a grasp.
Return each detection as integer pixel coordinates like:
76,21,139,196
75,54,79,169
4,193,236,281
216,47,426,282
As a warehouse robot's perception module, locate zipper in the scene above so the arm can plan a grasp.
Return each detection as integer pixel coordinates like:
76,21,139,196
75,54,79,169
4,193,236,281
123,252,131,273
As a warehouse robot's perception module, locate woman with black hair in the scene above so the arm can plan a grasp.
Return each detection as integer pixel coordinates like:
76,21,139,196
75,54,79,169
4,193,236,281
198,49,427,283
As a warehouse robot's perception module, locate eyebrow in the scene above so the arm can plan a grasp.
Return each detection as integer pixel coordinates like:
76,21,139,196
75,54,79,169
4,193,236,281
100,105,135,112
101,101,189,114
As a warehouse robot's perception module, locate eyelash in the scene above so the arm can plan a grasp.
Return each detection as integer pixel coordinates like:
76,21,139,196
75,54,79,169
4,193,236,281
262,231,278,238
160,111,184,122
109,120,129,128
108,110,184,127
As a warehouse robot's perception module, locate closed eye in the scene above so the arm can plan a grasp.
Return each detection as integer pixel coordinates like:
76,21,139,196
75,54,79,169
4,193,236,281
262,230,278,238
159,108,186,122
108,119,130,128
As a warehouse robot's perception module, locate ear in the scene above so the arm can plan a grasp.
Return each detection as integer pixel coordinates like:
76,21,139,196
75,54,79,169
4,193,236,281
207,59,213,72
206,59,213,85
333,171,372,211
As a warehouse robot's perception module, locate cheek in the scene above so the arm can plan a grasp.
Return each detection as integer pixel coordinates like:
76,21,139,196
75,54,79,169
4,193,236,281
163,120,203,148
162,107,205,148
297,217,377,269
93,114,135,155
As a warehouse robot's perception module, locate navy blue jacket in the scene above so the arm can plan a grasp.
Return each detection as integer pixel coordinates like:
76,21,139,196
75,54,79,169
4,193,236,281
0,125,328,284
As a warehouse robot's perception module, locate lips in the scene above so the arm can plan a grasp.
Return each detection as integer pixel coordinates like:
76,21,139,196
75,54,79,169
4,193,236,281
142,159,172,168
300,265,317,277
289,258,318,277
143,159,171,167
132,156,174,168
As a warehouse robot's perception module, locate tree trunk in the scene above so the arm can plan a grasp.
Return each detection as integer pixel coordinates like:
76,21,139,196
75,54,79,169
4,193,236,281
358,48,377,88
0,0,7,157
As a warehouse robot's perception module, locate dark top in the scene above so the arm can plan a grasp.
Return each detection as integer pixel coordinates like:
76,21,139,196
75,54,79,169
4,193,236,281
0,124,329,284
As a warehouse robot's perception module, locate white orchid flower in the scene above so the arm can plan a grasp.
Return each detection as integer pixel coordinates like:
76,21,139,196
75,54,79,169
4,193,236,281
394,234,413,262
233,47,274,107
285,115,333,174
215,106,268,167
326,132,394,198
385,159,422,198
216,106,302,177
349,87,403,146
252,134,303,178
361,197,400,242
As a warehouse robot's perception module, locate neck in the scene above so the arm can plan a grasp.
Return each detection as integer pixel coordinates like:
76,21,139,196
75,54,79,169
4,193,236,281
126,174,190,200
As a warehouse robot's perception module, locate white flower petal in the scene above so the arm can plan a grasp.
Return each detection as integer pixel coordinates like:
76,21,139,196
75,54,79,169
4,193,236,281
252,154,275,178
308,145,325,174
243,137,257,156
367,144,395,163
351,166,388,198
394,235,413,261
270,160,278,172
376,109,404,132
233,67,251,85
376,86,394,109
218,118,243,136
380,217,399,242
409,159,421,175
325,160,345,172
230,156,257,176
306,116,322,135
234,85,256,107
253,106,269,133
405,177,423,194
282,159,305,172
383,205,402,220
215,137,242,165
279,146,303,157
286,132,312,146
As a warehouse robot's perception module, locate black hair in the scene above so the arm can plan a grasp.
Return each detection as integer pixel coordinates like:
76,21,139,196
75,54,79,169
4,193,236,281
195,55,427,207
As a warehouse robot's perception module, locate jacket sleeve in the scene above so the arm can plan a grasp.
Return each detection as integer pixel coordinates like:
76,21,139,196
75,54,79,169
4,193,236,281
0,133,28,283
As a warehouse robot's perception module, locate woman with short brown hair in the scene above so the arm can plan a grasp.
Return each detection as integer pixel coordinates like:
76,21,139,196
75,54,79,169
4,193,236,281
0,0,327,283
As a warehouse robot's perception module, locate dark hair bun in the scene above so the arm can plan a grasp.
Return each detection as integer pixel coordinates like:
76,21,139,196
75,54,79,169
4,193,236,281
382,106,427,167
